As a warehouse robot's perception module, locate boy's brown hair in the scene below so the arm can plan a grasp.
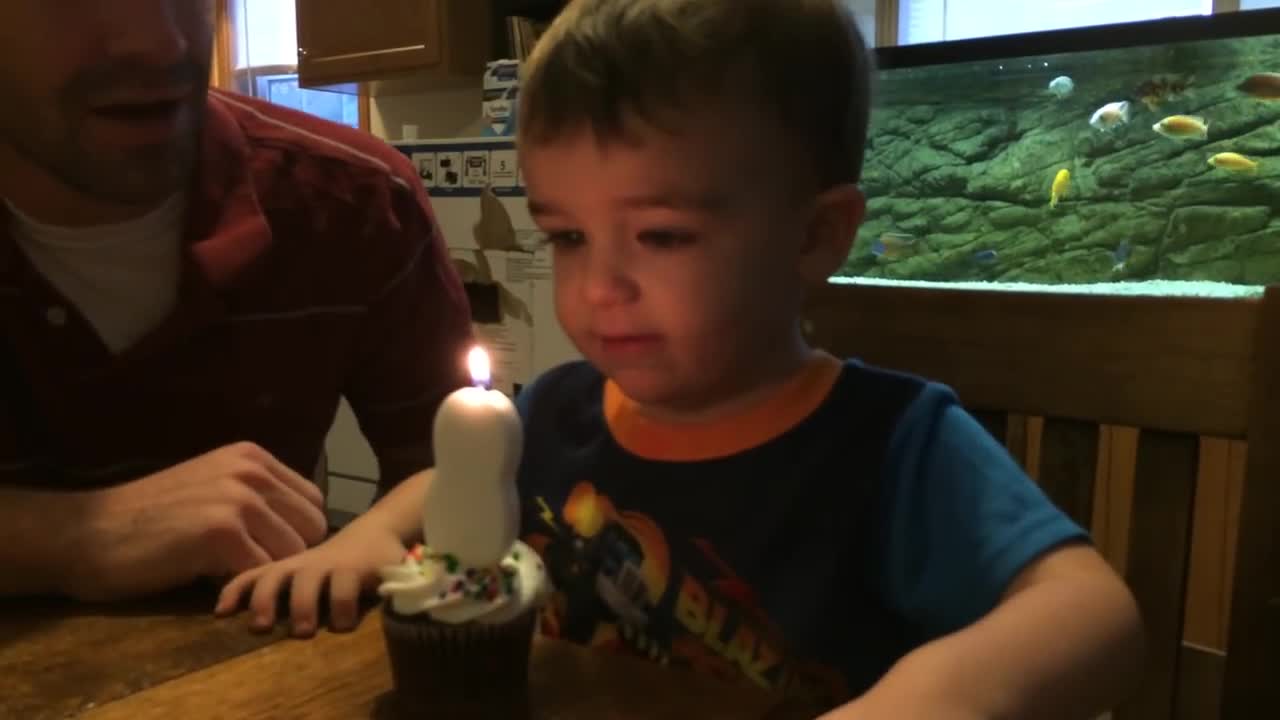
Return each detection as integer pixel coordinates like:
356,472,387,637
518,0,874,188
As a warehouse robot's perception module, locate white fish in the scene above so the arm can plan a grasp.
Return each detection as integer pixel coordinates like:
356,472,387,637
1089,101,1132,131
1048,76,1074,98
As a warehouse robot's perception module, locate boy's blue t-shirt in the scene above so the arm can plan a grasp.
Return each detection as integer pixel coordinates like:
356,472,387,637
514,356,1085,707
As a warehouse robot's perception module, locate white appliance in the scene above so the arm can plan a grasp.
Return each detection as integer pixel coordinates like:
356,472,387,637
322,136,581,518
391,136,581,395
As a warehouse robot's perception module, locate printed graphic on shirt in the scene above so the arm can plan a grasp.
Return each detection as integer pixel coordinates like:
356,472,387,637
524,481,847,706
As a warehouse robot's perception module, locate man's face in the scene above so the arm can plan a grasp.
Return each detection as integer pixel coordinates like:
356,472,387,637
0,1,215,207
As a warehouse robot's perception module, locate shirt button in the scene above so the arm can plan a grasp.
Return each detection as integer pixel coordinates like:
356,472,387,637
45,306,68,327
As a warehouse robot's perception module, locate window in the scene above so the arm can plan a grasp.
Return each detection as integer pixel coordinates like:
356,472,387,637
843,0,879,48
221,0,360,129
897,0,1214,45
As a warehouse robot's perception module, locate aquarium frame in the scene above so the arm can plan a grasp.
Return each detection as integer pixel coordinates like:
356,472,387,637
874,7,1280,70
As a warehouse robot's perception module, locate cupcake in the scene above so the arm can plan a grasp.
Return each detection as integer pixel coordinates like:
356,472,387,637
377,539,550,717
376,346,549,717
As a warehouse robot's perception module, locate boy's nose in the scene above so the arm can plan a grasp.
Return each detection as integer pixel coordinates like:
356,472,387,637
580,248,639,307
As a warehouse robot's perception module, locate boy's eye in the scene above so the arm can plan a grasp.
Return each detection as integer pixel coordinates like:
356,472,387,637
543,230,585,249
638,230,696,249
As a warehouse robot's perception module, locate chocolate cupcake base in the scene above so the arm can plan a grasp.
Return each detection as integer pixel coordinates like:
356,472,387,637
380,603,538,718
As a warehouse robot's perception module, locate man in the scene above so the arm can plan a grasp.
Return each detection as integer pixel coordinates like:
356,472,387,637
0,1,472,601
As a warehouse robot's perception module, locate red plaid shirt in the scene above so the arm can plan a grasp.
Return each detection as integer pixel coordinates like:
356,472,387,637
0,90,472,493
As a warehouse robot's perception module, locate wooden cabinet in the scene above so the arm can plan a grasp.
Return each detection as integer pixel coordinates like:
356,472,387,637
296,0,491,92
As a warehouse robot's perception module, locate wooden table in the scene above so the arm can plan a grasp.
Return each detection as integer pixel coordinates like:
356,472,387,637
0,586,801,719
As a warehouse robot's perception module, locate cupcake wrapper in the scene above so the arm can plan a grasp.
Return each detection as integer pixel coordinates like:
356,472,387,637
381,603,538,716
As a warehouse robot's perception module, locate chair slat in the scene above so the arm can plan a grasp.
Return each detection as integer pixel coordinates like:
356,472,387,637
1174,645,1225,720
1004,413,1029,470
1182,439,1235,651
1222,285,1280,715
1115,431,1199,720
1036,418,1097,529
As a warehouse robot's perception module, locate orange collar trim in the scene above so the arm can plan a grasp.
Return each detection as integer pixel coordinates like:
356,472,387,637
603,351,843,461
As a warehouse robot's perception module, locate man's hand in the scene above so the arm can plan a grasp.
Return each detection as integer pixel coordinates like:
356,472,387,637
65,442,327,601
214,517,407,636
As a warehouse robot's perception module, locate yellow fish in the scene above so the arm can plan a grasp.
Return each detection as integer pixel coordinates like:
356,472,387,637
1050,168,1070,209
870,232,925,260
1208,152,1259,173
1153,115,1208,140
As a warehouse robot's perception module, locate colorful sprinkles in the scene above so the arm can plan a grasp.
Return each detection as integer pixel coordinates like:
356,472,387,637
402,544,522,606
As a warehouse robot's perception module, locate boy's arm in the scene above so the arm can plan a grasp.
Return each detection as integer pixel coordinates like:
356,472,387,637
350,467,432,544
829,387,1142,719
828,544,1142,720
213,467,434,633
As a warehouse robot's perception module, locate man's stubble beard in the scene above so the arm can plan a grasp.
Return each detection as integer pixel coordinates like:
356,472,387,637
1,74,209,208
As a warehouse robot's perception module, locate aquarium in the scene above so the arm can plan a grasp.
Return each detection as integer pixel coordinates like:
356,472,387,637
843,8,1280,297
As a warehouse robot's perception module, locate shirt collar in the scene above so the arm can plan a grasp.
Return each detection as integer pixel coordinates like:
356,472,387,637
185,91,274,290
604,351,844,461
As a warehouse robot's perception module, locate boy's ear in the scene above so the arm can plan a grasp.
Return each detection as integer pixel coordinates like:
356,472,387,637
798,184,865,285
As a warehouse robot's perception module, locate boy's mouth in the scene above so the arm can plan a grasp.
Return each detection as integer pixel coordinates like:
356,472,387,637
598,334,663,354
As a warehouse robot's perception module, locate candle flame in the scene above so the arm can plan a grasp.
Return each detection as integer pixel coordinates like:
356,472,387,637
467,346,491,387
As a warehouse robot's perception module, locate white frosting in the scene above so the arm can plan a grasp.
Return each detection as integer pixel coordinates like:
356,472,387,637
377,540,550,624
426,380,523,568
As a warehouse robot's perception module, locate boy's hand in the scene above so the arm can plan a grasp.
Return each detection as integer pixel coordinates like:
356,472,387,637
213,519,407,636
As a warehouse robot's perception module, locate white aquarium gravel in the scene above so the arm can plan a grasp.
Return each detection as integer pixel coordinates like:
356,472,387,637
832,276,1266,299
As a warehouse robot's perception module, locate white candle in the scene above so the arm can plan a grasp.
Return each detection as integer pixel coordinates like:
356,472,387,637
423,346,523,568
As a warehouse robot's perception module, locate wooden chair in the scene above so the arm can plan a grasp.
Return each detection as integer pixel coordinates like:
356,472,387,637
803,282,1279,719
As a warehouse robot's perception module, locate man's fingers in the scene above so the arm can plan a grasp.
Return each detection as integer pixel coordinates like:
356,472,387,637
258,488,328,548
231,465,328,547
253,448,325,509
241,495,309,560
213,522,273,578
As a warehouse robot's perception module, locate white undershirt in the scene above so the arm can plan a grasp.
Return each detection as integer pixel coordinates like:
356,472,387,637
6,195,185,354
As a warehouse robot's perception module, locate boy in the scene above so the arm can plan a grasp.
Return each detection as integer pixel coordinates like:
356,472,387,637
216,1,1143,716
